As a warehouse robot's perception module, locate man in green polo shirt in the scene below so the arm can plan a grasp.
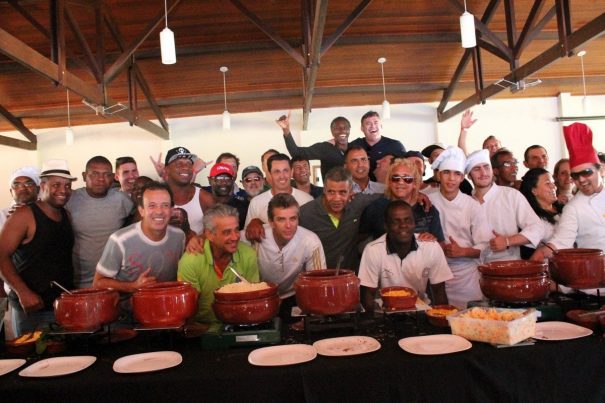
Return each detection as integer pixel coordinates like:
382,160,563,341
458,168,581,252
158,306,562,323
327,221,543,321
178,204,259,331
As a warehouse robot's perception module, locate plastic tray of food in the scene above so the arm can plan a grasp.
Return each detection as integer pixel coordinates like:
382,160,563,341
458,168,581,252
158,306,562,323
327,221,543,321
447,307,538,345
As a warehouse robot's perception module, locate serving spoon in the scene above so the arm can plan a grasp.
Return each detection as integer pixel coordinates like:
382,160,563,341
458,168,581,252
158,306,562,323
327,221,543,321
229,267,250,284
50,281,72,294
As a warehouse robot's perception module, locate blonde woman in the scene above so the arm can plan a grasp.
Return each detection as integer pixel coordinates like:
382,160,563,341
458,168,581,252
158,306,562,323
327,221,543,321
360,158,444,242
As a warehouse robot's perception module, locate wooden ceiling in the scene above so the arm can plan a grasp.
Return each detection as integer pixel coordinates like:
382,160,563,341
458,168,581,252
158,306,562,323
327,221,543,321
0,0,604,148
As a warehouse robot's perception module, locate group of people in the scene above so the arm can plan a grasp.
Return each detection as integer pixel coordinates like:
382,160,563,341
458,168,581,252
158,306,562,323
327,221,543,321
0,108,603,338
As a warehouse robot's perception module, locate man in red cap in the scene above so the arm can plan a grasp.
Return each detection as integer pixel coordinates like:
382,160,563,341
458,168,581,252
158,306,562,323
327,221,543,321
532,123,605,263
208,162,249,229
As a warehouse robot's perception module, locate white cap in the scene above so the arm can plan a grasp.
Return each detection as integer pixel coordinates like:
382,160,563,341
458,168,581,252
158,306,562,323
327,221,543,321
464,149,491,174
9,166,41,188
431,146,466,173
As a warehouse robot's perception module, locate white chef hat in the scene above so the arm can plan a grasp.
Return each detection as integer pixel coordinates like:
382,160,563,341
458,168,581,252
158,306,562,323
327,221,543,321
9,166,41,188
431,146,466,173
464,149,491,174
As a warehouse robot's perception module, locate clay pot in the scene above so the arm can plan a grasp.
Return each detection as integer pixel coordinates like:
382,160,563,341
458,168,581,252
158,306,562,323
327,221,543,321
380,286,417,310
54,288,120,332
213,282,278,302
294,269,360,315
566,309,601,332
479,273,550,303
549,248,605,289
426,305,459,327
132,281,199,328
213,294,280,325
478,260,548,277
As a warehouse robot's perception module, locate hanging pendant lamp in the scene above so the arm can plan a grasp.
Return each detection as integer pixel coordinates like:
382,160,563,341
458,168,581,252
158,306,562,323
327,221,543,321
378,57,391,120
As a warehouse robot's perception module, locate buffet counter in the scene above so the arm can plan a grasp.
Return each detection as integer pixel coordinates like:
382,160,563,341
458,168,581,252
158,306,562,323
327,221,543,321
3,318,605,403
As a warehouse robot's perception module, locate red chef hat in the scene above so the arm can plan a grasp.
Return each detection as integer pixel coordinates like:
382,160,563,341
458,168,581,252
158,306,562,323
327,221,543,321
563,123,599,169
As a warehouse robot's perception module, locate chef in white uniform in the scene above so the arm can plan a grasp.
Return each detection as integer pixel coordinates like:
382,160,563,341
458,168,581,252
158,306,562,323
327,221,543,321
465,149,544,262
427,146,491,308
533,123,605,259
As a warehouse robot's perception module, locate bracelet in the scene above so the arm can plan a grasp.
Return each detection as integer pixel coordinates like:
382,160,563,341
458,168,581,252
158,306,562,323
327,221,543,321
542,243,555,252
505,237,510,248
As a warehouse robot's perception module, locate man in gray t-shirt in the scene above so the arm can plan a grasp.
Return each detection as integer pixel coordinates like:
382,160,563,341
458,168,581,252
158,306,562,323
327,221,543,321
66,156,132,288
94,182,185,310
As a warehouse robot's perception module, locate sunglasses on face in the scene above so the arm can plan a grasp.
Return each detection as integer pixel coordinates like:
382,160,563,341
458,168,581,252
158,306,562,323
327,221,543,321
570,168,595,180
390,175,414,184
243,176,262,183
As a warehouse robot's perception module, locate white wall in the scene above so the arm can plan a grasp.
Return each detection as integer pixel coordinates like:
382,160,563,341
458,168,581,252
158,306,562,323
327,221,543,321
0,93,603,207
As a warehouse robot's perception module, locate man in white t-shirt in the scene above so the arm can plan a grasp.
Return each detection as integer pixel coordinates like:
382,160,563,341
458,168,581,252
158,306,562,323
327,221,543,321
245,154,313,243
257,193,325,319
359,200,452,314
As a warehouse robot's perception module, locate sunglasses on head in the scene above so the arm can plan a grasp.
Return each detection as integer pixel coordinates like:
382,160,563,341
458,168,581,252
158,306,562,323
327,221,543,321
570,168,595,180
390,175,414,184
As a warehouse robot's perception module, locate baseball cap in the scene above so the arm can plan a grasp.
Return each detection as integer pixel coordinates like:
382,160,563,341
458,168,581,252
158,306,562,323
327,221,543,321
241,165,263,180
209,162,235,178
165,147,197,165
402,150,425,160
421,144,445,159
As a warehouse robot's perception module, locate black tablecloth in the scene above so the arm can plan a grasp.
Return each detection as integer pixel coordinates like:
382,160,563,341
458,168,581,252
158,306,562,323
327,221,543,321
3,317,605,403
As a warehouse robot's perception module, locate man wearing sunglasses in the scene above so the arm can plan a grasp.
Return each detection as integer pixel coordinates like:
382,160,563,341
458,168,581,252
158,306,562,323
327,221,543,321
532,123,605,266
240,166,265,201
466,149,543,262
1,166,40,229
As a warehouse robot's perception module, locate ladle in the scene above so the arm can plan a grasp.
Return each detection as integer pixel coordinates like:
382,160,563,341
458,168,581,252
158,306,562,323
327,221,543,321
50,281,72,294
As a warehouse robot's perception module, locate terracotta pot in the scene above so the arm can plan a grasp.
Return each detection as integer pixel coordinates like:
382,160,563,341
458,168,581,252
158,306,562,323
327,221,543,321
213,282,278,302
480,273,550,303
212,294,280,325
380,286,417,310
426,305,459,327
54,288,120,332
294,269,360,315
566,309,601,332
549,248,605,289
478,260,548,277
132,281,200,328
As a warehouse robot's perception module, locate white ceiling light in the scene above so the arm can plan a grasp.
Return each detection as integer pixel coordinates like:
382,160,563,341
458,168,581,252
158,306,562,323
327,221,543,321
577,50,592,114
65,89,74,146
220,66,231,130
377,57,391,120
460,0,476,48
160,0,176,65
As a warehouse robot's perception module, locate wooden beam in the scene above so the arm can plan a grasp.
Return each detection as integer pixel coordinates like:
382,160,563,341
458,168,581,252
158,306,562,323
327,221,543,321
103,0,182,84
320,0,373,56
133,65,168,132
65,5,102,82
0,103,37,145
228,0,305,66
302,0,329,130
438,11,605,122
95,0,105,80
516,6,556,57
555,0,572,56
0,27,169,139
477,38,511,62
514,0,546,57
0,135,37,150
8,0,51,38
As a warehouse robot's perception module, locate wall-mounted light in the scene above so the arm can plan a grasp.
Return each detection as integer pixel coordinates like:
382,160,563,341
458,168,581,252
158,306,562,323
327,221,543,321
160,0,176,64
460,0,476,48
378,57,391,120
220,66,230,130
65,89,74,146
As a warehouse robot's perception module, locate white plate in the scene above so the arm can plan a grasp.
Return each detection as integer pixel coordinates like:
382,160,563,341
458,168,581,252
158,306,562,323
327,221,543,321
534,321,593,341
19,356,96,378
113,351,183,373
313,336,380,357
248,344,317,366
0,359,26,376
398,334,472,355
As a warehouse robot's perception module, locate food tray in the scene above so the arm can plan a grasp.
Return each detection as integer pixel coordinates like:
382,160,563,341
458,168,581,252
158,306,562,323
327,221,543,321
447,307,538,345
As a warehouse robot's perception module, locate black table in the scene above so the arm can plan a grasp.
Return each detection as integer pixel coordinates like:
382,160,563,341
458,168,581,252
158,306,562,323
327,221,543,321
3,317,605,403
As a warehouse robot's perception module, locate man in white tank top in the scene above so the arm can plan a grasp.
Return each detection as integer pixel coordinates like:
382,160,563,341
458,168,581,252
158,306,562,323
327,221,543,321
164,147,214,235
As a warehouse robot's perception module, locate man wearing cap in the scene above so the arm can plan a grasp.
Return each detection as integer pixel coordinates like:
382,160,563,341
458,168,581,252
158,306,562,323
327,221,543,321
114,156,140,197
345,145,386,195
245,154,313,243
240,165,265,201
164,146,215,235
277,112,351,180
427,147,491,308
0,166,40,229
466,149,543,261
373,153,398,184
350,111,406,182
66,156,133,289
0,160,76,337
532,123,605,264
421,144,473,195
208,162,249,229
